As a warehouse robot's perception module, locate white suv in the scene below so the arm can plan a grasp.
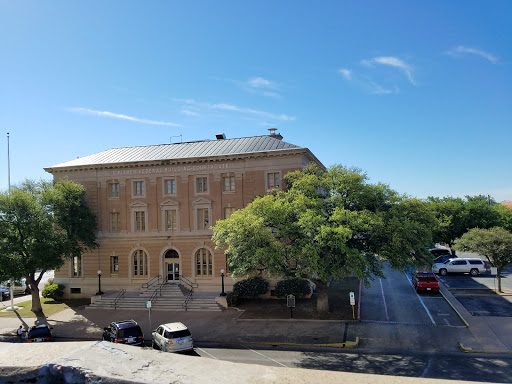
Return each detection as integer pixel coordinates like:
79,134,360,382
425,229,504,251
432,258,487,276
152,322,193,352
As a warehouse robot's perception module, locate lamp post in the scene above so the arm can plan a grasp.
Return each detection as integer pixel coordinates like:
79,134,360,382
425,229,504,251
96,270,103,295
220,269,226,296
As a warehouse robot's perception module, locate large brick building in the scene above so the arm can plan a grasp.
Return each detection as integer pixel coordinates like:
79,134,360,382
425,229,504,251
44,132,323,298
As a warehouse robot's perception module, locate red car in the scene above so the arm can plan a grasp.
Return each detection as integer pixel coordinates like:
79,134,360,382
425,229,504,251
411,271,439,293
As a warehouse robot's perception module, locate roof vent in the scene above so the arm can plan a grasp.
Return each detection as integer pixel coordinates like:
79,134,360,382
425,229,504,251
216,133,226,140
267,128,283,140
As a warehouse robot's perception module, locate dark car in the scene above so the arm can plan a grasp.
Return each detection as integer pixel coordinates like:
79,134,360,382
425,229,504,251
102,320,144,346
26,324,52,342
1,288,8,300
429,248,456,264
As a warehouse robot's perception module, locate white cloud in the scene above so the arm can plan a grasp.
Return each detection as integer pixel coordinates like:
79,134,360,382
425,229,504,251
209,103,295,121
248,77,275,89
368,81,394,95
69,107,181,126
447,46,498,64
368,56,416,85
338,68,352,80
181,109,199,116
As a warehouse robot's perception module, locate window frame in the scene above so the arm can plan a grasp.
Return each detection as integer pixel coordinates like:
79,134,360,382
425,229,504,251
163,178,177,195
195,248,213,277
72,255,82,277
109,182,120,198
132,249,148,277
132,180,146,197
110,255,119,274
266,171,281,191
110,212,121,233
224,206,236,219
222,175,235,193
196,176,209,194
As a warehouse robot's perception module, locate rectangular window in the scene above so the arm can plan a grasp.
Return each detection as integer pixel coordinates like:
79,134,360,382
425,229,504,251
134,181,145,196
165,209,177,231
110,256,119,273
110,183,120,197
267,172,280,190
223,176,235,192
135,211,146,231
110,212,120,233
72,256,82,277
196,177,208,193
224,207,236,219
164,179,176,195
197,208,209,230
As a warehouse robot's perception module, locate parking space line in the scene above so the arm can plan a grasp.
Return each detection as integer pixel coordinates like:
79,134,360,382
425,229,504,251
379,279,389,321
197,348,219,359
241,345,288,367
407,275,436,325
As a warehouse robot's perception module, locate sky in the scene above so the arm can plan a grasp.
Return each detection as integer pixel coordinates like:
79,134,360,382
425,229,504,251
1,1,511,201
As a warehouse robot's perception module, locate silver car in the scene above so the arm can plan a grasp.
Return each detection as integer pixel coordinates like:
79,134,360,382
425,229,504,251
152,322,193,352
432,258,487,276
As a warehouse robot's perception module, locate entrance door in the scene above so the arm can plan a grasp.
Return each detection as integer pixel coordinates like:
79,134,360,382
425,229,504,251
166,263,180,282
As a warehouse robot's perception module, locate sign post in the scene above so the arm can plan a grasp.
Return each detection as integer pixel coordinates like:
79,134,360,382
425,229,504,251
349,291,355,320
146,300,152,339
287,294,296,319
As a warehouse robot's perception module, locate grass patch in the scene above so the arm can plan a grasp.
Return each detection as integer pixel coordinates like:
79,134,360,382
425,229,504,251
0,298,89,317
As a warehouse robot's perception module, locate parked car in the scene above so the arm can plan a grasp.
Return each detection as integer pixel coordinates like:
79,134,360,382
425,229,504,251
0,288,9,300
102,320,144,346
411,271,440,293
152,322,193,352
429,248,456,264
432,258,487,276
26,324,52,342
0,279,30,296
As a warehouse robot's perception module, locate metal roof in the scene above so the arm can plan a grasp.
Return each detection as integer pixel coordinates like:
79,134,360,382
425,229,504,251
46,135,303,169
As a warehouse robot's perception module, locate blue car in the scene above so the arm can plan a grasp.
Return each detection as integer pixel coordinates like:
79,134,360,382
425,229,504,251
0,288,9,300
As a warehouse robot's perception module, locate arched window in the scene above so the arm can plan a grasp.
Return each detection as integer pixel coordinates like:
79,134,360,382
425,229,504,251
133,250,148,276
165,249,179,259
195,248,212,276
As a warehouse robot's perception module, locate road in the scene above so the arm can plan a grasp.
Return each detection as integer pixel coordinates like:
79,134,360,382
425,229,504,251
193,345,512,383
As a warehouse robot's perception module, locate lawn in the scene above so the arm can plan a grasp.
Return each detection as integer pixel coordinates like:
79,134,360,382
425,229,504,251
0,298,89,317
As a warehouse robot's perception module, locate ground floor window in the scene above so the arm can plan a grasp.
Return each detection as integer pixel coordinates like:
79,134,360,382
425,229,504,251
110,256,119,274
195,248,212,276
133,250,148,276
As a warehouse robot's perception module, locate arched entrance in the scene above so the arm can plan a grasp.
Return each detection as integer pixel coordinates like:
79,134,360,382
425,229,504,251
164,249,180,283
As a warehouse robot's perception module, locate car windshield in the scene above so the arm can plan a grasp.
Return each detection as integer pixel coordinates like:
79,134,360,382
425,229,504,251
118,326,142,338
417,274,436,281
28,328,50,338
165,329,191,339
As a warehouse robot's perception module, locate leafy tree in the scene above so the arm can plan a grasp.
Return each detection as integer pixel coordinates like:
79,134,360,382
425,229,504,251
455,227,512,292
428,195,500,254
0,179,97,312
494,203,512,232
213,164,435,312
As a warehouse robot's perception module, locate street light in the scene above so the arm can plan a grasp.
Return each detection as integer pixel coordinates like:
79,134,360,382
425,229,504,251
220,269,226,296
96,270,103,295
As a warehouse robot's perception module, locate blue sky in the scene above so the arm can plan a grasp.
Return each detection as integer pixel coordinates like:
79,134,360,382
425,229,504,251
1,1,511,201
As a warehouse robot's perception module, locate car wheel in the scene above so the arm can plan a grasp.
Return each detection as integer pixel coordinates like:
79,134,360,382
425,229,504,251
152,340,159,350
440,269,447,276
470,268,479,276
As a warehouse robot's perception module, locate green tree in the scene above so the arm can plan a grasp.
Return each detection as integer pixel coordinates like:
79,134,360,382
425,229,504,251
428,195,500,254
0,179,97,312
213,164,435,312
455,227,512,292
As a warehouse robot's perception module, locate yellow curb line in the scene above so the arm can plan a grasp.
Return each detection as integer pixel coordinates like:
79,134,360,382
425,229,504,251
458,342,512,354
240,337,359,349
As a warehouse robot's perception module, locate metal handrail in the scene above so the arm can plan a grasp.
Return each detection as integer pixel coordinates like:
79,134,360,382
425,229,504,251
142,275,161,290
149,287,159,302
179,275,198,290
112,289,126,310
182,291,193,311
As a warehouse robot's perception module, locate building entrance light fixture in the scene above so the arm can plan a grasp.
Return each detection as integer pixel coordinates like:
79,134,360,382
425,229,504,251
96,270,104,296
220,269,226,297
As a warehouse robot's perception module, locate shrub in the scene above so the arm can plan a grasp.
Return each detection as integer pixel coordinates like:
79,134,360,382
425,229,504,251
44,277,54,289
42,284,65,301
226,291,240,307
274,278,311,298
233,276,269,297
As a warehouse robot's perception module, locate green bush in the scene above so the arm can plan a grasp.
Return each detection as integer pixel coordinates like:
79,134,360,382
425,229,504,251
42,284,65,301
226,291,240,306
233,276,269,297
44,277,54,289
274,278,311,298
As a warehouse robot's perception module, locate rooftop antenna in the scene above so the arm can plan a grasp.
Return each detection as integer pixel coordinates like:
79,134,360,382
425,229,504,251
170,135,183,143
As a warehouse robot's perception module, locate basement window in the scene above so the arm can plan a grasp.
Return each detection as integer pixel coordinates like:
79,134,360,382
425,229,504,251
70,288,81,294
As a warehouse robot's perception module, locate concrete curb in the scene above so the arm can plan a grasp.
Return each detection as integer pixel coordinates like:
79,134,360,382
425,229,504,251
239,337,359,349
458,342,512,354
440,287,470,327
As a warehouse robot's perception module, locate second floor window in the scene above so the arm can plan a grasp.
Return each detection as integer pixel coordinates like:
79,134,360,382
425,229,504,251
110,212,121,233
196,177,208,193
72,256,82,277
135,211,146,231
197,208,209,230
134,181,145,196
223,176,235,192
164,179,176,195
224,207,236,219
110,183,120,197
267,172,280,190
165,209,177,231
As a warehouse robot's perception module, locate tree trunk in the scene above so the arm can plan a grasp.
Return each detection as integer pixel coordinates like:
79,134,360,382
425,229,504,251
497,268,502,293
30,287,43,313
315,280,330,313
